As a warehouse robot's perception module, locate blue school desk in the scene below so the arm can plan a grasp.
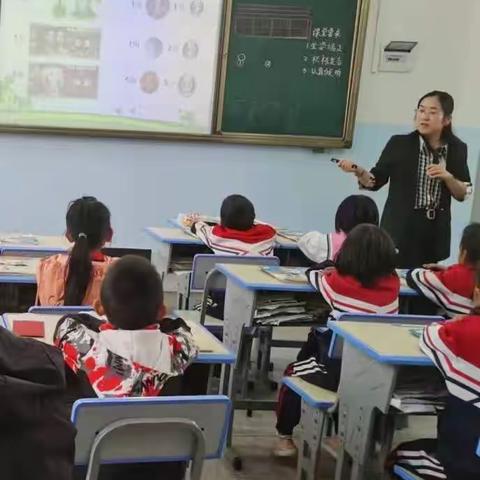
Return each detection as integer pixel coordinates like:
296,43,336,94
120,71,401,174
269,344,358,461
2,312,236,397
328,321,436,480
0,233,69,257
0,257,39,284
144,226,305,293
213,264,418,411
167,218,300,251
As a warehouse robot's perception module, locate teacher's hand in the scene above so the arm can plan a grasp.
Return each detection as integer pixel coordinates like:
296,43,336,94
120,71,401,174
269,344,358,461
427,164,453,181
337,159,358,173
339,160,376,188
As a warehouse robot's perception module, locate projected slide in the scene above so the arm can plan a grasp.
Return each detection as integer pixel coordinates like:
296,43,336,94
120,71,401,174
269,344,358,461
0,0,223,135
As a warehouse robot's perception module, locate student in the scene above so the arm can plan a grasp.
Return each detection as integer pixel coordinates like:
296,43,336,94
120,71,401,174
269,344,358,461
406,223,480,317
390,277,480,479
185,194,277,255
275,224,400,457
298,194,379,264
0,328,75,480
36,196,115,308
54,255,198,479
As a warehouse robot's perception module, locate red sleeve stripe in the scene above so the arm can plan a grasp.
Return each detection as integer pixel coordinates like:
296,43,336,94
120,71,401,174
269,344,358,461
408,269,472,317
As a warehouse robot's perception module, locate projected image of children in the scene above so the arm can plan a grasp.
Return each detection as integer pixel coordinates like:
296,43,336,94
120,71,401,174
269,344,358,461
30,25,101,60
29,64,98,99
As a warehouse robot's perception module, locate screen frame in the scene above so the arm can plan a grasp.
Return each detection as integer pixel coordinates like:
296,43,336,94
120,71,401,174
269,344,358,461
0,0,370,149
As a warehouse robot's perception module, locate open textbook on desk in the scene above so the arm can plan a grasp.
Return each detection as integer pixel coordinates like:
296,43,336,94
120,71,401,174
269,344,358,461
262,266,307,283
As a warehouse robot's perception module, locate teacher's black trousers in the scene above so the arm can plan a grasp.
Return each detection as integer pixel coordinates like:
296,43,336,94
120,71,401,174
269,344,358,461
395,210,448,269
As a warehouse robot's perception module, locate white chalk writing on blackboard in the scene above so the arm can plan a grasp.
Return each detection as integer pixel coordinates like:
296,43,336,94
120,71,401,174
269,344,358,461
303,26,344,79
312,27,341,39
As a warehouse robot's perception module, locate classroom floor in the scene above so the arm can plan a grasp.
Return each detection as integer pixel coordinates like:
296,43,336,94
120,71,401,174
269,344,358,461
202,411,435,480
202,328,436,480
163,296,436,480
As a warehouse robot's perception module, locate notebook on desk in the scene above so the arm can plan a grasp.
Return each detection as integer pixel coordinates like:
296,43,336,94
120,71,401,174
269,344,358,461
176,213,272,231
262,266,307,283
176,214,220,230
13,320,45,338
0,258,38,275
276,229,304,242
409,327,424,338
0,234,39,245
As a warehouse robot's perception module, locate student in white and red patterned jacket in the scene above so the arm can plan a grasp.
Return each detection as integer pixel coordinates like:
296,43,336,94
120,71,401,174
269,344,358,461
406,223,480,317
188,194,277,256
274,224,400,457
390,272,480,480
54,255,198,480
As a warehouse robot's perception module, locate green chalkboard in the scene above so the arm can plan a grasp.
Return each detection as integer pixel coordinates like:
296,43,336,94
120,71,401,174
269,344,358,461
217,0,369,147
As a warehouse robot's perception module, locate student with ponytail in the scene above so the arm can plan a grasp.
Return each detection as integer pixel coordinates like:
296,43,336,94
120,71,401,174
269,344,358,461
36,196,114,308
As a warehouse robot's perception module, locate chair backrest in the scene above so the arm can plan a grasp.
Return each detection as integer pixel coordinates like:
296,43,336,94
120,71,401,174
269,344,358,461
101,247,152,261
72,395,232,470
28,305,94,315
190,254,280,291
328,313,444,359
83,417,205,480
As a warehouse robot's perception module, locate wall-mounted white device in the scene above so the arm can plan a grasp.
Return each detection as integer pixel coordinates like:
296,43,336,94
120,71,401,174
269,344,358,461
379,41,418,73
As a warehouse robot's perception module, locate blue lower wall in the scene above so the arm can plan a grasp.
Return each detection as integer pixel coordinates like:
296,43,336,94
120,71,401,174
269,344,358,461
0,123,477,259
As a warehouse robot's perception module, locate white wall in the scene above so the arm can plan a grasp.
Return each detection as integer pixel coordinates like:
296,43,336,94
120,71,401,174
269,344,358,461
358,0,480,127
0,0,478,257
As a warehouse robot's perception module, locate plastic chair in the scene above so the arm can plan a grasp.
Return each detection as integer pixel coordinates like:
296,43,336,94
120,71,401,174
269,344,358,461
72,395,232,480
175,254,280,327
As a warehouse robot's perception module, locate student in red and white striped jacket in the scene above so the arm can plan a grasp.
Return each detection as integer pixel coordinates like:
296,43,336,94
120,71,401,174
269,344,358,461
390,283,480,479
274,224,400,457
406,223,480,318
187,194,277,256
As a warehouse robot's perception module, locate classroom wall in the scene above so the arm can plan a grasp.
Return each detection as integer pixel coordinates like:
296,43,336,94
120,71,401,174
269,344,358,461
0,0,478,259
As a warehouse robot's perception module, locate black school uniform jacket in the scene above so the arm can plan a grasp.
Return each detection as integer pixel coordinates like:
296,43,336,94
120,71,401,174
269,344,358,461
368,131,470,261
0,328,75,480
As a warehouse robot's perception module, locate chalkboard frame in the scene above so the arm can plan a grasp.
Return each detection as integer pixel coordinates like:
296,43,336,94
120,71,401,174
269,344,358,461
215,0,371,148
0,0,369,149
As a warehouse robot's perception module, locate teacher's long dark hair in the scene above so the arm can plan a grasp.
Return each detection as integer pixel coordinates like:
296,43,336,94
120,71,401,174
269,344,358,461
64,197,112,305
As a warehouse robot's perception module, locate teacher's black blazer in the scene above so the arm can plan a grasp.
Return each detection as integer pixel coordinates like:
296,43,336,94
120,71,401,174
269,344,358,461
368,131,470,261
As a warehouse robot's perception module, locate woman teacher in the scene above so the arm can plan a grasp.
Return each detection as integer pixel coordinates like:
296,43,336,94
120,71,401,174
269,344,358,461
339,91,471,268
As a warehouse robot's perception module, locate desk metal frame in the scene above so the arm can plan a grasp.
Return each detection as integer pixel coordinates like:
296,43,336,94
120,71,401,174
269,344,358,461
330,323,435,480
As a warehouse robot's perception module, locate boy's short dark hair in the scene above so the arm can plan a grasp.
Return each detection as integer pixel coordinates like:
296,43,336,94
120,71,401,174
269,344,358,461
101,255,163,330
335,195,379,234
460,223,480,266
220,194,255,231
335,224,397,287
